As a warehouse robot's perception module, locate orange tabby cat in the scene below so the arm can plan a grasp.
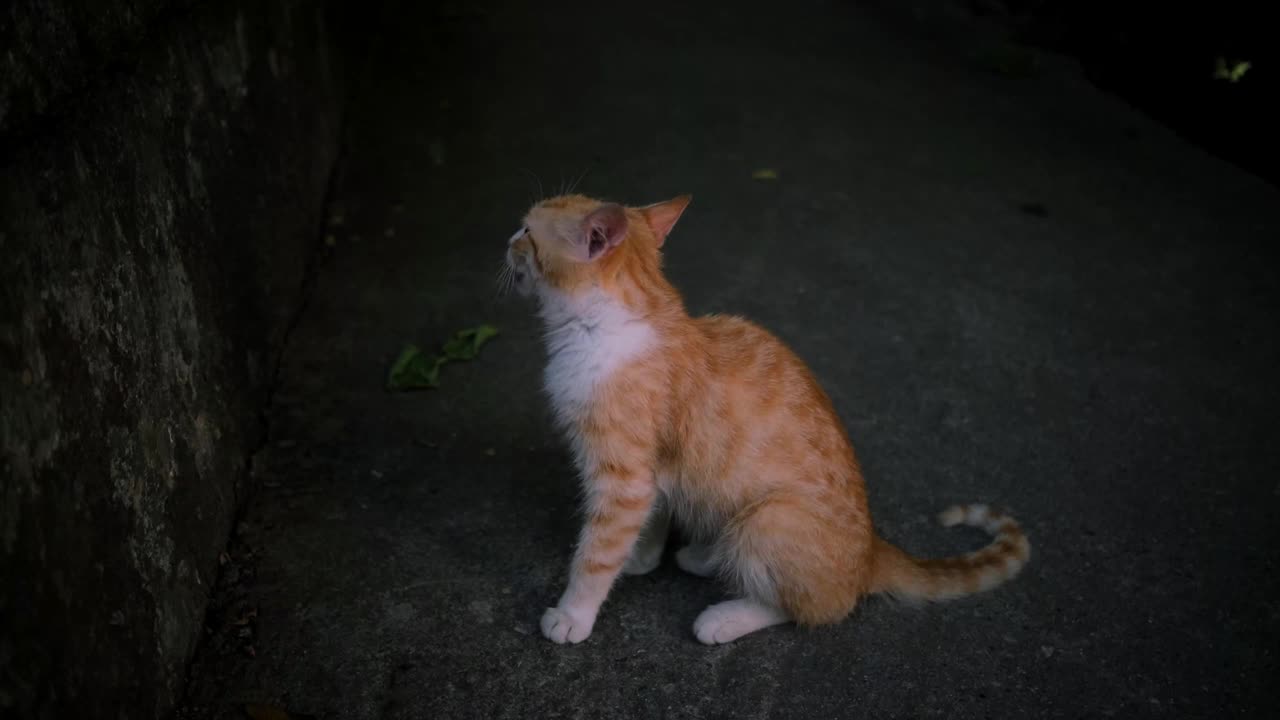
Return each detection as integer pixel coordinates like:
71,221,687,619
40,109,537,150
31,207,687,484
504,193,1030,645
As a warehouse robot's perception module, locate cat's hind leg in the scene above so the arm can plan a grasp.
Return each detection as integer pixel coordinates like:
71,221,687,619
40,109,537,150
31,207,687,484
686,503,792,644
690,492,868,643
675,543,717,577
692,598,789,645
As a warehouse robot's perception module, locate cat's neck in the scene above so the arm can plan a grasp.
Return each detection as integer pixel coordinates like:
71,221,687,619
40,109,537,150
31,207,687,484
536,285,661,423
537,286,646,338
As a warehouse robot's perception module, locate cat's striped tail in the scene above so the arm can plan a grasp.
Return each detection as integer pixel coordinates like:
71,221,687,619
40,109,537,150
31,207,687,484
868,504,1030,601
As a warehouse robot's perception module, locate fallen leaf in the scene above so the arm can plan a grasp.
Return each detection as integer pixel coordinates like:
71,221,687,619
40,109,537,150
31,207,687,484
751,168,778,180
441,325,500,361
386,345,446,390
387,326,499,391
1213,57,1251,83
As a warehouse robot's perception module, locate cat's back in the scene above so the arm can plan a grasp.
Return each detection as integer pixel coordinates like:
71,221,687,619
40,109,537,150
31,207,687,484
691,313,831,398
693,313,801,367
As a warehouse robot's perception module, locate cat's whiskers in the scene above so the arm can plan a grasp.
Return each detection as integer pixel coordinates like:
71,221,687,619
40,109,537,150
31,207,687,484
517,168,545,205
495,263,516,298
565,167,590,196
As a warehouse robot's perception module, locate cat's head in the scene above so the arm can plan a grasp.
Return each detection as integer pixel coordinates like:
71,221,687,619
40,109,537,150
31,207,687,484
504,193,690,299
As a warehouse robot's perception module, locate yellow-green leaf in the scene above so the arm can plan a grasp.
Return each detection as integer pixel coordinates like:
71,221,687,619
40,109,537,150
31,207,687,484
386,325,499,391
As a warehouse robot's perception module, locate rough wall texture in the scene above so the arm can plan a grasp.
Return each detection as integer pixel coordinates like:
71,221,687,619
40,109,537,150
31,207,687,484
0,0,348,716
0,0,192,136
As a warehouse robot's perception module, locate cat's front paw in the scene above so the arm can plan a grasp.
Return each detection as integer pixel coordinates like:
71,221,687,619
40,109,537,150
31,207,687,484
540,606,594,644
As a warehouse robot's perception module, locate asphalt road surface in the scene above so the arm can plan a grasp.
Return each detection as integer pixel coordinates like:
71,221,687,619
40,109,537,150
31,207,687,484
178,1,1280,717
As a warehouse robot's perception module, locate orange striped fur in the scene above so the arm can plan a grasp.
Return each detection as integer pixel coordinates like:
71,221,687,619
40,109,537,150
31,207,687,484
505,194,1030,645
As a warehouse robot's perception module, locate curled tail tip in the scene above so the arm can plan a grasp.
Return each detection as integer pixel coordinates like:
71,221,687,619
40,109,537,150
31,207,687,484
874,503,1031,602
937,503,992,527
938,503,1025,538
937,505,967,527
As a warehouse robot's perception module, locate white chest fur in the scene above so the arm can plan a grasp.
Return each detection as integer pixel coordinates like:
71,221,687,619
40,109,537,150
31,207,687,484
538,288,656,425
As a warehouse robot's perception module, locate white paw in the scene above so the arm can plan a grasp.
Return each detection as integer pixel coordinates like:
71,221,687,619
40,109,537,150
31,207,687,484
692,600,787,645
693,606,749,645
675,545,716,577
540,606,594,644
622,547,662,575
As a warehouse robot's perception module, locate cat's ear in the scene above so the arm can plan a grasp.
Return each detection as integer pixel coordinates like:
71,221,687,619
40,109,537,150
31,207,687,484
576,203,628,262
640,195,691,247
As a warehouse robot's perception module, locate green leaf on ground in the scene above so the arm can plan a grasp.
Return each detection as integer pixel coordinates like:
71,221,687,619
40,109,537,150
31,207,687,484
751,168,779,180
442,324,500,361
386,345,446,390
1213,57,1251,83
386,325,499,391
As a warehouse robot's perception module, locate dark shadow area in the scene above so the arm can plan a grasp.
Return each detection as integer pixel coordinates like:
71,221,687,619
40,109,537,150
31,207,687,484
1023,1,1274,185
884,0,1278,186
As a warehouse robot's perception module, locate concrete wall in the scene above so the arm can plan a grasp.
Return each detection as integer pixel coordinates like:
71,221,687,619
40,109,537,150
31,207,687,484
0,0,350,716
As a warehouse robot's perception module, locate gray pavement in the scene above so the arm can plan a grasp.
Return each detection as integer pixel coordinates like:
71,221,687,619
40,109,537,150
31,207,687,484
178,1,1280,717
